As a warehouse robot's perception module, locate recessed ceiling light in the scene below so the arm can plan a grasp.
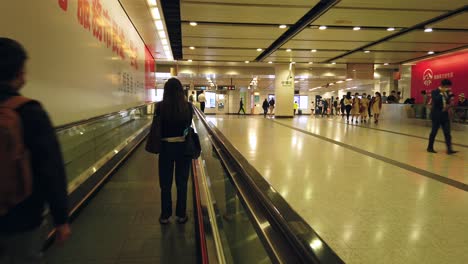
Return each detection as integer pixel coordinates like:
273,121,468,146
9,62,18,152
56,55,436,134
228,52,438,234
190,22,198,26
353,26,361,31
331,62,336,64
309,62,313,64
291,61,296,64
257,48,263,51
189,46,195,50
188,59,193,62
268,61,273,64
147,0,157,6
424,28,433,33
384,63,389,65
311,49,317,52
387,27,395,31
346,78,353,81
245,61,250,63
150,7,161,20
364,50,371,53
279,25,287,29
155,20,164,30
319,26,327,30
428,51,435,54
286,49,292,52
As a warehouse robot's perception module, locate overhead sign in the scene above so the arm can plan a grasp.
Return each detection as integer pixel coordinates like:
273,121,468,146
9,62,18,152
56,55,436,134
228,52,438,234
217,85,236,90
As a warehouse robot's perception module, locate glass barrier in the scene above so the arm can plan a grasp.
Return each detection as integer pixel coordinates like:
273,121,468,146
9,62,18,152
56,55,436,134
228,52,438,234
56,104,154,190
193,115,272,264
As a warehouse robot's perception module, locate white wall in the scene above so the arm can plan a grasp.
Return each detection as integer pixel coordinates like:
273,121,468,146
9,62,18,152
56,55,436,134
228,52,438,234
0,0,147,125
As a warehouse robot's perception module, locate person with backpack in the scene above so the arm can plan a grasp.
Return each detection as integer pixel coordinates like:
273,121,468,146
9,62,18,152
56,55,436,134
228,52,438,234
0,38,70,263
262,99,269,118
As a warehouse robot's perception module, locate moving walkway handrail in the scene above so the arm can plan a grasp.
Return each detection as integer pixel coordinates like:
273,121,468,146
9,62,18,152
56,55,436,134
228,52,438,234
55,102,154,132
193,106,344,264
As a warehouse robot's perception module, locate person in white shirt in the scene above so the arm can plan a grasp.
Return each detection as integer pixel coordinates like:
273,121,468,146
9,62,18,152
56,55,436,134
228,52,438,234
198,92,206,113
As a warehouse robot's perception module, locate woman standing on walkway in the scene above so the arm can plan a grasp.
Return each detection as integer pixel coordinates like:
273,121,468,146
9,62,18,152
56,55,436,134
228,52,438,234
360,93,370,123
344,92,353,123
351,92,361,124
371,92,383,124
155,78,193,224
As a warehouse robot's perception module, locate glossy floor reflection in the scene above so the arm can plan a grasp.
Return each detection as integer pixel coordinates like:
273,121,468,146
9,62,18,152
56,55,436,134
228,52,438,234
206,115,468,264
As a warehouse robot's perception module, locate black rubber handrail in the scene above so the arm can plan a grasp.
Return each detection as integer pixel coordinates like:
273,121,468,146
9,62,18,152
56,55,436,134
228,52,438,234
193,106,344,263
55,103,154,132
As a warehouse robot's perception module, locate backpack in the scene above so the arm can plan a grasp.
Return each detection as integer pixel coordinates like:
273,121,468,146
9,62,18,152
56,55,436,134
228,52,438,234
0,96,33,216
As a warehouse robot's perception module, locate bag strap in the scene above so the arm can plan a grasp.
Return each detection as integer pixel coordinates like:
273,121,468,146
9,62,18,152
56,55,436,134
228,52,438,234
0,96,32,110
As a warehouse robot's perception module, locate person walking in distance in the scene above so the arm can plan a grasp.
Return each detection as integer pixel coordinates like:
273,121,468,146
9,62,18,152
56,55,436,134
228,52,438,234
360,93,370,123
188,91,195,103
262,99,269,118
344,92,353,123
0,38,71,263
351,93,361,124
427,79,457,155
371,92,383,124
198,91,206,113
268,97,275,117
293,101,299,115
367,94,372,118
340,95,346,118
238,98,246,115
156,78,194,224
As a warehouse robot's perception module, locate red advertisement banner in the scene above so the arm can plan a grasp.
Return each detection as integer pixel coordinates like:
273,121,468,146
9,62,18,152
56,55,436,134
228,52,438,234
411,51,468,103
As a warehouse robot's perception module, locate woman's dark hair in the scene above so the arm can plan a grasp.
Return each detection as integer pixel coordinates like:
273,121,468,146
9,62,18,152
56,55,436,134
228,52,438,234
441,79,452,87
160,78,189,120
0,38,28,83
346,92,351,99
375,92,382,98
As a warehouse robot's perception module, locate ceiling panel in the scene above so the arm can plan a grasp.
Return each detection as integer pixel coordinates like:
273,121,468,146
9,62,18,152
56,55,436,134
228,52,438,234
336,0,467,10
294,28,392,41
271,50,345,57
182,0,318,5
371,42,465,52
390,31,468,44
183,48,261,57
335,58,403,64
182,24,286,39
344,51,428,60
181,2,310,24
285,40,366,50
428,12,468,29
314,8,444,27
183,37,273,48
183,55,255,61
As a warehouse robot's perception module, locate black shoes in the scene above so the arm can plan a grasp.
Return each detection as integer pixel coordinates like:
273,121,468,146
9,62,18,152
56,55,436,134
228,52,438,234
159,217,170,225
427,148,437,153
447,150,458,155
176,216,188,224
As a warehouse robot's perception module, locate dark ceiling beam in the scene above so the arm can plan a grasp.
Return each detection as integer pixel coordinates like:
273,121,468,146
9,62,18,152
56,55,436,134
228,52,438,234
254,0,341,62
160,0,183,60
324,5,468,63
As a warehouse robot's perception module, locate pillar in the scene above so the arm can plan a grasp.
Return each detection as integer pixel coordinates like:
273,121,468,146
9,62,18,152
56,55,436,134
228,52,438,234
274,64,295,117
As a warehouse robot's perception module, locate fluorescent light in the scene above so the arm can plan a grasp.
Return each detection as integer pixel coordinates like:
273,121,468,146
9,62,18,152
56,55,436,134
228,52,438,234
311,49,317,52
161,39,168,45
387,27,395,31
155,20,164,30
147,0,157,6
268,61,273,64
309,62,313,64
384,63,389,65
257,48,263,51
364,50,370,53
428,51,435,54
424,28,433,33
279,25,287,29
150,7,160,20
291,61,296,64
286,49,292,52
319,26,327,30
188,59,193,62
346,78,353,81
190,22,198,26
189,46,195,50
336,80,344,83
353,26,361,31
329,83,335,86
331,62,336,64
245,61,250,63
158,30,166,39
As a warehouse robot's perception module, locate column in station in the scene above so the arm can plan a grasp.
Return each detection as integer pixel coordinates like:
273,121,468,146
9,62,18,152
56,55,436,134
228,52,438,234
274,63,295,117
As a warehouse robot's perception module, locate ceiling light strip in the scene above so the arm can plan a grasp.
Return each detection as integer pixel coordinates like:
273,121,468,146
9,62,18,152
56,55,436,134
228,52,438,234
254,0,341,62
324,5,468,64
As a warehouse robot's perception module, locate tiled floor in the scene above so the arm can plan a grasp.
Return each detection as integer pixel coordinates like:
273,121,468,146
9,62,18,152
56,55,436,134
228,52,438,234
205,115,467,264
45,145,197,264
